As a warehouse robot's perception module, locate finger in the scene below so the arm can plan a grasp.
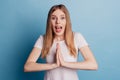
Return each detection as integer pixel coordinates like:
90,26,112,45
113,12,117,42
56,43,61,53
58,51,61,60
57,37,60,41
58,53,62,66
57,51,60,66
56,43,59,50
56,43,59,53
58,43,60,50
56,43,60,51
58,52,64,61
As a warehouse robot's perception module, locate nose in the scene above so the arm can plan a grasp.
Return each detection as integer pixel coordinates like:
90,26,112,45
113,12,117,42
56,18,60,24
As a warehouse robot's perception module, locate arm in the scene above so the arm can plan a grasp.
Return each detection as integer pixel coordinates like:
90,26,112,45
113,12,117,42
58,46,98,70
24,47,58,72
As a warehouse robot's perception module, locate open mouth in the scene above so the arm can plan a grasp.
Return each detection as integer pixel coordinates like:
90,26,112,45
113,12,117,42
55,26,62,32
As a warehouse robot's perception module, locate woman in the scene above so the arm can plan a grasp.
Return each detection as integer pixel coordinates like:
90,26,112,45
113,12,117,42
24,4,98,80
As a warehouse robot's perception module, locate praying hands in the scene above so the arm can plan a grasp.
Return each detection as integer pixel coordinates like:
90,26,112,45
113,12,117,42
56,43,65,67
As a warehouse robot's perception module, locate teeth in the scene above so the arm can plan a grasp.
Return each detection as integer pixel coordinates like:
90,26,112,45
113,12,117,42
55,26,62,29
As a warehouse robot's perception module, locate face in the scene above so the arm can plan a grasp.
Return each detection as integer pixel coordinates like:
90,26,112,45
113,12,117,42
51,9,66,37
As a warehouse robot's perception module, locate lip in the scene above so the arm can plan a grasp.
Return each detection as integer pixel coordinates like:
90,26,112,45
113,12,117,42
55,26,62,33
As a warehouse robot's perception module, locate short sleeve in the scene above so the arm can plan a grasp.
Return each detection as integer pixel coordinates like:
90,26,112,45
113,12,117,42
34,35,43,49
74,32,88,49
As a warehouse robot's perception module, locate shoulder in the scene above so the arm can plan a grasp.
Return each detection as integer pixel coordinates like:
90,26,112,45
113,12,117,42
73,32,83,38
34,34,44,49
37,34,44,40
73,31,87,43
73,32,88,48
39,35,44,39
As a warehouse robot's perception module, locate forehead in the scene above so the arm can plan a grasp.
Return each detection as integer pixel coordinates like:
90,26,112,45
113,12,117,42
51,9,65,16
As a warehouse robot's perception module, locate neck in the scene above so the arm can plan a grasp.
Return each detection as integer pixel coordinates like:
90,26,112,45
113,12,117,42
54,35,64,41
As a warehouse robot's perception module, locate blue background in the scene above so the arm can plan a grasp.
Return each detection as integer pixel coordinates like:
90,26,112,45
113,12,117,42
0,0,120,80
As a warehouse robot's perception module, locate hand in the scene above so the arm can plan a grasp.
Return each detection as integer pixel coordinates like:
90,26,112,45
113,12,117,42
56,43,65,67
56,43,60,67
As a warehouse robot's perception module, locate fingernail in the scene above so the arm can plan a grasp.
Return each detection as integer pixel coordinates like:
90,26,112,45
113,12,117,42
56,43,59,48
57,37,60,41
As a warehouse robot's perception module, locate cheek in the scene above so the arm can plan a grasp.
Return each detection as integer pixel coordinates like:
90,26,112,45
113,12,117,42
51,23,56,31
62,23,66,29
50,22,54,30
51,20,55,26
63,26,66,31
63,20,66,26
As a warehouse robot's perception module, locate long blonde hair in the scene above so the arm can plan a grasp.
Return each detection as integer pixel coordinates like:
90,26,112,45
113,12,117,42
41,4,77,58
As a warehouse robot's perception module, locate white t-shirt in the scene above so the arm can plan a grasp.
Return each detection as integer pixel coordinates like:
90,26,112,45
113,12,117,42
34,32,88,80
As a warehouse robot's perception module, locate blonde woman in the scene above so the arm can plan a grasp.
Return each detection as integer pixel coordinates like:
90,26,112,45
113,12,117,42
24,4,98,80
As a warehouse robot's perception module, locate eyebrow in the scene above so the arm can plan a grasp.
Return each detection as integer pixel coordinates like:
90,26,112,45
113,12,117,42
51,14,65,17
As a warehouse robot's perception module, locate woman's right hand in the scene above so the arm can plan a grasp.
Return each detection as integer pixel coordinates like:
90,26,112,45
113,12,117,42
56,43,60,67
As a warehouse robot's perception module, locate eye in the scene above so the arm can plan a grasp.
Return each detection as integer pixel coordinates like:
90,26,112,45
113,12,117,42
51,17,56,20
61,16,65,20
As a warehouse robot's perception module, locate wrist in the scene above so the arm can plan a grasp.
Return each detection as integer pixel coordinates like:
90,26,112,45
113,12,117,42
61,61,67,67
51,63,58,69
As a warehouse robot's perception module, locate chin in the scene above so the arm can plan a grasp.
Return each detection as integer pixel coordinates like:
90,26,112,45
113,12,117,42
54,32,64,36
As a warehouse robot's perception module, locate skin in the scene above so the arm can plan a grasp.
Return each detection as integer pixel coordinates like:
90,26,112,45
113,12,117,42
51,9,66,40
24,9,98,72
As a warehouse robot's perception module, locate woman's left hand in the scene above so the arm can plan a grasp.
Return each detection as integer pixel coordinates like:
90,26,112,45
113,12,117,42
57,43,66,66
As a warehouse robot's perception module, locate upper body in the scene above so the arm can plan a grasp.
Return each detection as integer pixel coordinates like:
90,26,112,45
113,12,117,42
33,32,92,80
34,32,88,64
24,4,98,73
